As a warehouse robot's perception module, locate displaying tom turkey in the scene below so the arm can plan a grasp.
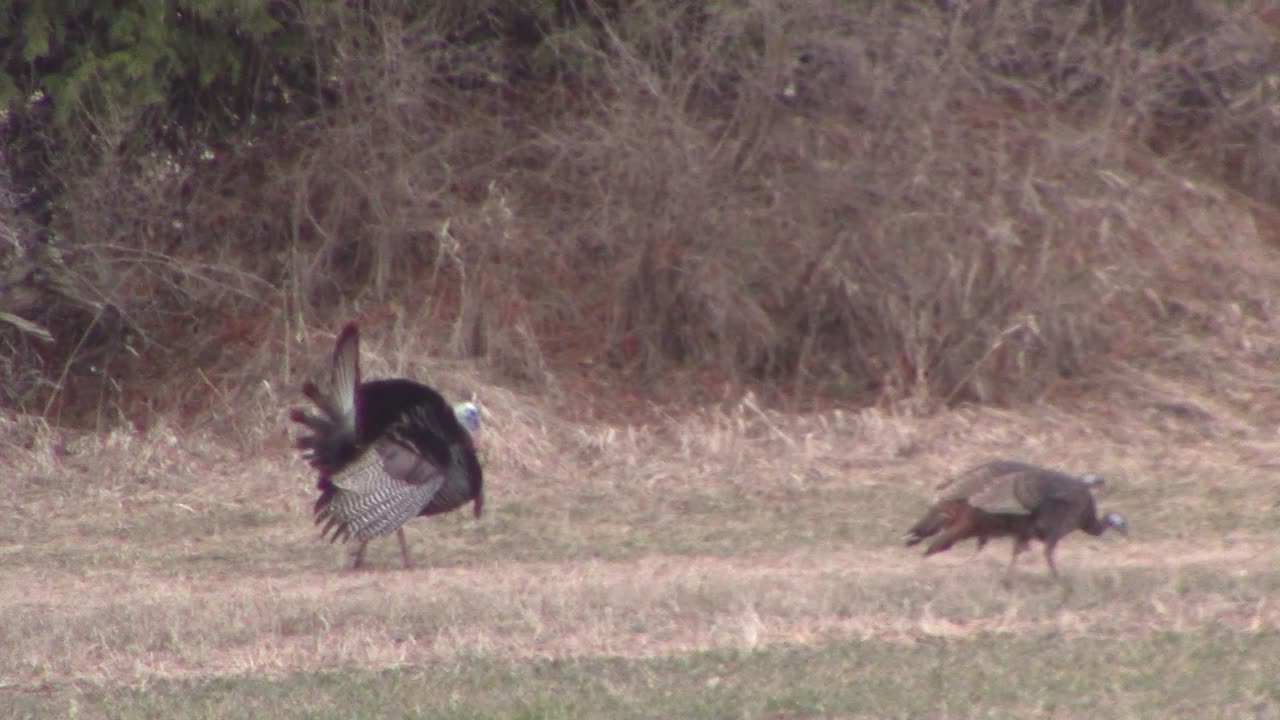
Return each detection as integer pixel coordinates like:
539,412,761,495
291,323,483,569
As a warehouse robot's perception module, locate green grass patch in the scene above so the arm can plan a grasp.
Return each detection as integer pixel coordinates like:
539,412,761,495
11,630,1278,720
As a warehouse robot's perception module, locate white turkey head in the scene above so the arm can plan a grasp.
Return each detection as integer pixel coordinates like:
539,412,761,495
1102,512,1127,535
453,401,481,435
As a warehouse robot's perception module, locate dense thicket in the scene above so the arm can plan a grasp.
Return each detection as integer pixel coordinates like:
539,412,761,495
2,1,1278,427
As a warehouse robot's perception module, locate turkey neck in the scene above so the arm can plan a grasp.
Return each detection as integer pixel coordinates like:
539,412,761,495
1079,509,1110,535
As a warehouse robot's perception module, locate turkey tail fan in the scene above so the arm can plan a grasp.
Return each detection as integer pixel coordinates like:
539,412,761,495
330,323,361,435
291,324,363,473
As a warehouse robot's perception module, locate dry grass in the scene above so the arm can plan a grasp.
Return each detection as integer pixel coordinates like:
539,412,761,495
3,541,1277,688
3,374,1279,715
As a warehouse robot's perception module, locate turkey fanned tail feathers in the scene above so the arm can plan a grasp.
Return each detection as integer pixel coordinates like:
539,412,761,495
290,325,361,471
291,323,483,569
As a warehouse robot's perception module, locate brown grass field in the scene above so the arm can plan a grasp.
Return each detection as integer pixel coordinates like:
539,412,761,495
4,4,1280,717
3,358,1279,718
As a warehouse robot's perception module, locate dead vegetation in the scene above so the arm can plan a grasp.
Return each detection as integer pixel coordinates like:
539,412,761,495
1,0,1278,427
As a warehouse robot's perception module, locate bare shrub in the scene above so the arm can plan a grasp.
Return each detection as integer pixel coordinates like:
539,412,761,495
10,0,1280,427
516,2,1129,403
527,0,1280,407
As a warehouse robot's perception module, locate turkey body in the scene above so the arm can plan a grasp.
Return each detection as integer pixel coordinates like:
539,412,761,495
905,460,1126,586
291,324,483,569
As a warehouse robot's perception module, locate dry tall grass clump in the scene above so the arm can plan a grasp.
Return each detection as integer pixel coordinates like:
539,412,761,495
5,0,1280,426
522,0,1280,407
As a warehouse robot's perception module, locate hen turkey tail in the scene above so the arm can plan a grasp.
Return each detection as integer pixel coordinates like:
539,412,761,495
905,504,953,546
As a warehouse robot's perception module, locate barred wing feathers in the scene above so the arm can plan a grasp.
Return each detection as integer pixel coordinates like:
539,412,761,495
315,432,449,542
